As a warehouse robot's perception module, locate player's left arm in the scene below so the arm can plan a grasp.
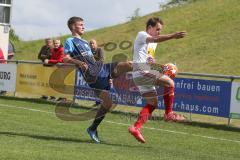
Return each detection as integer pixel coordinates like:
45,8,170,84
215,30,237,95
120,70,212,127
147,31,187,43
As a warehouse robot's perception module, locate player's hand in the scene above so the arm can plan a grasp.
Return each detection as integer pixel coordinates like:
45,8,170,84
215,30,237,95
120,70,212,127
44,59,49,64
173,31,187,39
77,62,88,71
82,62,88,71
109,79,113,85
146,56,155,65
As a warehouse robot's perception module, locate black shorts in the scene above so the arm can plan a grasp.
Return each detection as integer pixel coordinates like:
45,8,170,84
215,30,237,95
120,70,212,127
87,62,118,91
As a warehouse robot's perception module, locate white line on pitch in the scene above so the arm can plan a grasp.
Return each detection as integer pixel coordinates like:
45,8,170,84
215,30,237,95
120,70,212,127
105,121,240,143
1,103,240,144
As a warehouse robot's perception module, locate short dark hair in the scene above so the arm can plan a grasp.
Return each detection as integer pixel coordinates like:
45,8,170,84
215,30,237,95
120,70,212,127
67,16,84,31
45,38,52,42
146,17,164,30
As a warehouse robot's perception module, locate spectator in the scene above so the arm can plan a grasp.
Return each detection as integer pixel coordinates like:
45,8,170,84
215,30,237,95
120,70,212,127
44,39,66,102
38,38,53,62
8,41,15,60
0,47,6,95
0,47,6,64
38,38,53,100
44,39,65,65
89,39,104,61
89,39,106,106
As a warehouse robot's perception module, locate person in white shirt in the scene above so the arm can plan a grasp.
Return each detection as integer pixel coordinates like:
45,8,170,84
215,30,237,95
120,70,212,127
129,17,187,143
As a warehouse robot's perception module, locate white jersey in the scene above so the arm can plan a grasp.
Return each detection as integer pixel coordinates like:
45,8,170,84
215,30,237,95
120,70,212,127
133,31,158,71
132,31,167,94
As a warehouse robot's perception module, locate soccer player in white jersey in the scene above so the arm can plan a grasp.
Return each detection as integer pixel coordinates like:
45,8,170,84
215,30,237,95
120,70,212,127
129,17,187,143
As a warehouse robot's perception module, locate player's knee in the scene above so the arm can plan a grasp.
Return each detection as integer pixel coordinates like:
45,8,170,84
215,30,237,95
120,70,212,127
163,77,174,88
145,96,158,107
148,101,157,107
164,85,175,96
101,96,112,105
127,61,133,71
101,102,113,111
150,101,157,107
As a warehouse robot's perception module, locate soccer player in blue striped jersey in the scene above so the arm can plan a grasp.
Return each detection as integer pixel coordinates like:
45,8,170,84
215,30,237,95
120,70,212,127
64,16,132,143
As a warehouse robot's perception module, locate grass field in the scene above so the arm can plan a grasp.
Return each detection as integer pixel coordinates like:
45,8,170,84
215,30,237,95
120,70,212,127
0,97,240,160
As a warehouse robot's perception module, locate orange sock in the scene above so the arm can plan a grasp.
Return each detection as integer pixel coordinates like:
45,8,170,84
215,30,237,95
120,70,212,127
134,104,155,129
163,87,174,114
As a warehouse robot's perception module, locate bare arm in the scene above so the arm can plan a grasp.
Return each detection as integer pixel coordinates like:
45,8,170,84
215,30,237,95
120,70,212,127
63,54,88,71
146,31,187,43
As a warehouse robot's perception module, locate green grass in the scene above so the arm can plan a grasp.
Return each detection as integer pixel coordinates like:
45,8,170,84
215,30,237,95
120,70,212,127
1,97,240,160
12,0,240,75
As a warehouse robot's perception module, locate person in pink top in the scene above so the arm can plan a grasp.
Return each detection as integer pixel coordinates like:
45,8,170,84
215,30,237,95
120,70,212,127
0,47,6,64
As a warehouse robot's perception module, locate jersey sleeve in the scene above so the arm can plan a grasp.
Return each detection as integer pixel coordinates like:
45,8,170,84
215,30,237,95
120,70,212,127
136,31,149,45
64,38,74,55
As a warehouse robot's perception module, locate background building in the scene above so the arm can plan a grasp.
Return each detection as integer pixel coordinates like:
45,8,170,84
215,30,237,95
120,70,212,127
0,0,12,60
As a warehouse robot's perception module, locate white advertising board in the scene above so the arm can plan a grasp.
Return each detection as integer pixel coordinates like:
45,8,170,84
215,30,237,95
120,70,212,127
230,82,240,118
0,63,17,92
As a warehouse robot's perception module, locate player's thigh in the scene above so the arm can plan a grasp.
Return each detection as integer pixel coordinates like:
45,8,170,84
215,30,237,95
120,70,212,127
97,90,114,110
155,74,174,88
133,70,159,86
113,61,133,76
142,91,158,107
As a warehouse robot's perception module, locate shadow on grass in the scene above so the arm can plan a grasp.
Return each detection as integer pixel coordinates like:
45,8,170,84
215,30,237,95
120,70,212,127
0,95,58,105
0,131,151,148
0,96,83,109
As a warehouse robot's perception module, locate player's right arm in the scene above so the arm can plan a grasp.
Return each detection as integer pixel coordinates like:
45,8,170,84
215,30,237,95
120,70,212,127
63,38,88,71
63,55,87,70
146,31,187,43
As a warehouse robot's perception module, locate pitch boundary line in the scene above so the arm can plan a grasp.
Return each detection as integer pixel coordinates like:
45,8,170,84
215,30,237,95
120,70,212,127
1,104,240,144
105,121,240,143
